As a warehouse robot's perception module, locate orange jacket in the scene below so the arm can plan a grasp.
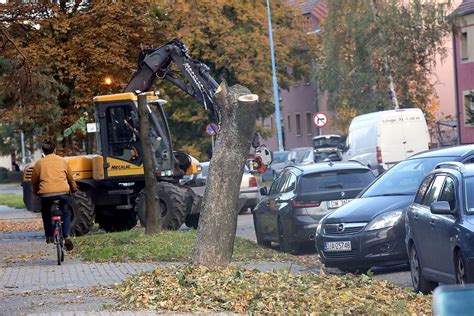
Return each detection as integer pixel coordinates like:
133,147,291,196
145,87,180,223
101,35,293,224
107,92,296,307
31,154,78,196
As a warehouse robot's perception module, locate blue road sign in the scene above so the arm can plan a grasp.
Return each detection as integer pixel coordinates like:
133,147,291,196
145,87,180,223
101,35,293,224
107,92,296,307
206,123,219,136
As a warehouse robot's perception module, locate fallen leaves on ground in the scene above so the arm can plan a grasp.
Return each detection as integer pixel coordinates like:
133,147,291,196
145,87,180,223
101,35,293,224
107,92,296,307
0,219,43,232
116,265,430,314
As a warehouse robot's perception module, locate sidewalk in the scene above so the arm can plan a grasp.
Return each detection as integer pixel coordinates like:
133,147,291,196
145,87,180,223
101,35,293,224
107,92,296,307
0,207,311,316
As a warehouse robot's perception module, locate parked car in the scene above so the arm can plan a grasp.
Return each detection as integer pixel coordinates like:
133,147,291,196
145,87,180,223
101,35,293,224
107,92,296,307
287,147,315,166
183,161,259,214
342,108,430,173
313,135,343,162
253,162,375,253
315,145,474,272
261,151,289,182
406,162,474,293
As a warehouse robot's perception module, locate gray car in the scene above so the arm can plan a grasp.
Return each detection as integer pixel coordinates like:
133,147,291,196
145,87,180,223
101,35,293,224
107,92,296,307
316,144,474,272
254,162,375,253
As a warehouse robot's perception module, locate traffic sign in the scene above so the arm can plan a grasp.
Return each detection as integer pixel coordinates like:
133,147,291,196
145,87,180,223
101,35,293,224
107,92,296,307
206,123,219,136
313,112,328,128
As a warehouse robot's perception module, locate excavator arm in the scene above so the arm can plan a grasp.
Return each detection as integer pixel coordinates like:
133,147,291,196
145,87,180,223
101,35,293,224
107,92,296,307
124,38,272,173
124,39,220,121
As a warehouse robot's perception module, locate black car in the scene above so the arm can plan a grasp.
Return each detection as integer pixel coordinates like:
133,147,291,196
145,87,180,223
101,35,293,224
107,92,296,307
253,162,375,253
406,162,474,293
315,145,474,272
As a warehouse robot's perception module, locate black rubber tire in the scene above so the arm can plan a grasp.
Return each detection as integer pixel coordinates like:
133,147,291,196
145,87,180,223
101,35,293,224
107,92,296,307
455,251,472,284
56,242,62,266
239,207,249,214
136,182,187,230
185,214,200,229
410,245,437,294
278,219,298,254
253,213,271,247
70,190,95,236
95,210,137,232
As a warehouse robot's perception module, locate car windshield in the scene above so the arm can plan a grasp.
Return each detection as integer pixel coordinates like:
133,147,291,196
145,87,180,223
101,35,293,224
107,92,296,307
201,163,209,177
313,136,340,148
362,156,458,197
464,177,474,214
298,169,375,193
273,152,289,163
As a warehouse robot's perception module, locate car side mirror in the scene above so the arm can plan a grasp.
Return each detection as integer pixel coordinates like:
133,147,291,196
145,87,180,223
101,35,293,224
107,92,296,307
430,201,453,215
260,187,268,196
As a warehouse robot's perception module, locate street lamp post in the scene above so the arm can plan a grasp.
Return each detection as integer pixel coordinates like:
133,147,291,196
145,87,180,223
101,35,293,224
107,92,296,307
266,0,284,152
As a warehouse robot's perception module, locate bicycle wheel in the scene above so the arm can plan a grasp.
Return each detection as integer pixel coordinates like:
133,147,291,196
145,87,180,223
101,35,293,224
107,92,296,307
55,221,63,266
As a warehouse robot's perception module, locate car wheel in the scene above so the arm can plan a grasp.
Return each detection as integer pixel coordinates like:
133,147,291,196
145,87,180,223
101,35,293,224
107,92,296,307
410,245,437,294
239,207,249,214
278,219,298,254
455,251,471,284
253,213,271,247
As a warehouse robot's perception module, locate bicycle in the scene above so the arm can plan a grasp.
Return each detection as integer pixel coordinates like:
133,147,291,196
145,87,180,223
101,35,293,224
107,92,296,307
51,200,65,265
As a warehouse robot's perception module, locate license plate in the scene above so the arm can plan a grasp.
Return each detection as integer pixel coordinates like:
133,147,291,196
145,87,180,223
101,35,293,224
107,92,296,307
324,241,351,252
327,199,352,209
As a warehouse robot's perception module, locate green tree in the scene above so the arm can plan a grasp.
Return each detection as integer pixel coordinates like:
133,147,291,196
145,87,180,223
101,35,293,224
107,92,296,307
317,0,450,121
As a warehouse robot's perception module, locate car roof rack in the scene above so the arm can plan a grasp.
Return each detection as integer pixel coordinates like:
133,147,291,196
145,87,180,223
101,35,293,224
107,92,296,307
435,161,465,173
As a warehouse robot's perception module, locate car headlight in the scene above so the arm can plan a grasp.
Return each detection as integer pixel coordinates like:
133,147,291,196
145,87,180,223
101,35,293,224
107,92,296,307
365,210,402,231
316,213,330,235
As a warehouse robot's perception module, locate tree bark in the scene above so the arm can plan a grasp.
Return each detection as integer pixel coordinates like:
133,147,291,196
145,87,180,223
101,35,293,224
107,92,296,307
192,81,258,266
137,93,161,234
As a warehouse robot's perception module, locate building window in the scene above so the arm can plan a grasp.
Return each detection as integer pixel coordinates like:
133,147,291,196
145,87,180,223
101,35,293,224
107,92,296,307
295,113,301,136
306,112,312,135
464,92,474,126
287,114,291,131
461,32,468,61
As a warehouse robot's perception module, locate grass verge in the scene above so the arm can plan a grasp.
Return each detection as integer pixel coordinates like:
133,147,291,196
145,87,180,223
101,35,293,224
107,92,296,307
0,194,25,209
74,229,301,263
115,265,430,314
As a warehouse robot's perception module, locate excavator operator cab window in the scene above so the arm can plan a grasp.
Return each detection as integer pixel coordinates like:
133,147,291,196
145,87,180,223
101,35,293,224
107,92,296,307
106,106,141,164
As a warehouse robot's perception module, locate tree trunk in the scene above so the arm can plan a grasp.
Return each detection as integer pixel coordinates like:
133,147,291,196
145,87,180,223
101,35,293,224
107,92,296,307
371,0,399,109
137,94,161,234
192,81,258,266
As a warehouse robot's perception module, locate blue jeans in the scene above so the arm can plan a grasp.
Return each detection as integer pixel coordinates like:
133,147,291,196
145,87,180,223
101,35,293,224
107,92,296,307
40,194,72,238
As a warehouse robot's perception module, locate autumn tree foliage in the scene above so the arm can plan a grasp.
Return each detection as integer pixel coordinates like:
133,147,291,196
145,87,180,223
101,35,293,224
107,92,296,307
149,0,317,159
0,1,157,154
1,0,315,159
317,0,451,122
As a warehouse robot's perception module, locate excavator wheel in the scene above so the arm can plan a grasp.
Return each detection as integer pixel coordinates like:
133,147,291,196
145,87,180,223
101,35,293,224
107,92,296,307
95,209,137,232
136,182,188,230
70,190,95,236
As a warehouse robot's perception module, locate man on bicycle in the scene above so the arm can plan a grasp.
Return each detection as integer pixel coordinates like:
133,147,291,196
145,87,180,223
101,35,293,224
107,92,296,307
31,140,77,251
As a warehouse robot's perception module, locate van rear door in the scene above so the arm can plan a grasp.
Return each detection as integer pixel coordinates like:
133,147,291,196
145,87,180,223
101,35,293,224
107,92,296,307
379,115,406,165
402,112,429,157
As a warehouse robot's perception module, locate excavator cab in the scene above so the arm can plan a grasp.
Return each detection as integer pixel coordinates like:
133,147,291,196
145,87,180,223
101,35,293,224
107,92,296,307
93,92,200,180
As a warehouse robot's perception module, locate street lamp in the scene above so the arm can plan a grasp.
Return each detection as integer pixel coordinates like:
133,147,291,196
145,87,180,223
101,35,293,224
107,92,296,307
104,76,113,94
266,0,284,152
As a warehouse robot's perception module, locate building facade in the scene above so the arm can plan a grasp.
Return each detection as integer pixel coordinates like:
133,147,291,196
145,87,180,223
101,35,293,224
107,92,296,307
263,0,330,152
453,0,474,144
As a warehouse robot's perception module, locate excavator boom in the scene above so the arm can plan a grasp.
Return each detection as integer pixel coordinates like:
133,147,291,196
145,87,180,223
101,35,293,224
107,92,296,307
125,39,219,121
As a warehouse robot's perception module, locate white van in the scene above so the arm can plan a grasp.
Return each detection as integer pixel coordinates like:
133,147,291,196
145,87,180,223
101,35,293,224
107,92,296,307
343,108,430,172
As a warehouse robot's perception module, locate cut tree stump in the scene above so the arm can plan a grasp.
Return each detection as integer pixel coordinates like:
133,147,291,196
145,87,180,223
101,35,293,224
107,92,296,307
192,81,259,266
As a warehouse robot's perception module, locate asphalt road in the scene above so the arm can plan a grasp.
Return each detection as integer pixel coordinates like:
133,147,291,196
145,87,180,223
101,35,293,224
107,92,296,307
236,212,413,288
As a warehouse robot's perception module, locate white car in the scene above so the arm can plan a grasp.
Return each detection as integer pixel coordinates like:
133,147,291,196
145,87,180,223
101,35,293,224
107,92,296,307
184,162,259,214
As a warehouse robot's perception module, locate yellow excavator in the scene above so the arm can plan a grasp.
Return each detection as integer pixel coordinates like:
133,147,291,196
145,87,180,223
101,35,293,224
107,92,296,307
22,39,222,235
